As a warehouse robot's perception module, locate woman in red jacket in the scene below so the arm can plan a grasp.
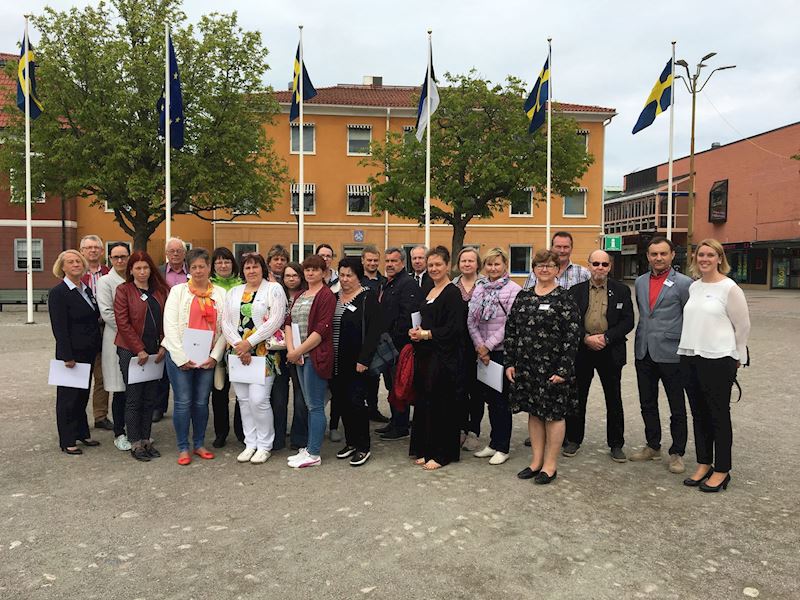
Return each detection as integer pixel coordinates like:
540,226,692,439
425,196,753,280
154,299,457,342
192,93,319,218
114,251,169,461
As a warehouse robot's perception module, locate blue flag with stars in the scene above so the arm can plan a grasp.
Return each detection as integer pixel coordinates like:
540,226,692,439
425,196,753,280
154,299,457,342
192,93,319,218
632,59,673,134
17,32,43,119
524,56,550,135
157,34,184,149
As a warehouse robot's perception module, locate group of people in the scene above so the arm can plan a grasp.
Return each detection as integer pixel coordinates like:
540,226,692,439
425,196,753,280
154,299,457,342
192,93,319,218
48,232,750,491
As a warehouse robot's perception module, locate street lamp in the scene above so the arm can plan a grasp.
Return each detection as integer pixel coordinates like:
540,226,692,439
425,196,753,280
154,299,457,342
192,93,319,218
675,54,735,261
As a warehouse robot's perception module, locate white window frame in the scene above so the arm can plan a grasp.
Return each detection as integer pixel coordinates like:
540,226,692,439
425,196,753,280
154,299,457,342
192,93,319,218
510,188,533,217
103,201,132,213
346,184,372,215
347,125,372,156
233,242,259,262
577,129,590,151
342,245,365,257
290,183,316,215
291,243,315,263
563,190,587,218
290,123,316,155
14,238,43,271
509,245,532,276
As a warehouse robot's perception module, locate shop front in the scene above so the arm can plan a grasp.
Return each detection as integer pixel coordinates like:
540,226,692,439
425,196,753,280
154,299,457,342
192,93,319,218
770,246,800,290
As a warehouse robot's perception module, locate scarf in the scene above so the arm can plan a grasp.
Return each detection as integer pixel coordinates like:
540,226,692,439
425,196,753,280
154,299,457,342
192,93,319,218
188,280,216,330
471,273,511,322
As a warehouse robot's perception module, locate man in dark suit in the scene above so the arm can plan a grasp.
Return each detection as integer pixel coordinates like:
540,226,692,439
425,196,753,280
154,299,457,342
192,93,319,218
566,250,634,462
360,246,389,423
409,245,433,293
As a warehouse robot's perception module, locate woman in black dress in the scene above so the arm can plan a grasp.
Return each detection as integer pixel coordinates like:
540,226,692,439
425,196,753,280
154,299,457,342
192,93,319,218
408,246,465,470
504,249,581,484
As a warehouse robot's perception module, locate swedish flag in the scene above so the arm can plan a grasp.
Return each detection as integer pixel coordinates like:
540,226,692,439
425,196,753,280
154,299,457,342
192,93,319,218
16,32,43,119
524,57,549,135
632,59,673,134
290,44,317,122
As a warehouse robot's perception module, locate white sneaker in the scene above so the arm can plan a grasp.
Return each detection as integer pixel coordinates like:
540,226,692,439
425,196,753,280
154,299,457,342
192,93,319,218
237,447,257,463
250,449,271,464
489,451,509,465
114,434,131,451
287,448,308,463
474,446,495,458
292,453,321,469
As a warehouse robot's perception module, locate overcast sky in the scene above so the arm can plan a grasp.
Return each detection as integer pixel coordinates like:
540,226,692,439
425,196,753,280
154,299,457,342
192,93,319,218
2,0,799,186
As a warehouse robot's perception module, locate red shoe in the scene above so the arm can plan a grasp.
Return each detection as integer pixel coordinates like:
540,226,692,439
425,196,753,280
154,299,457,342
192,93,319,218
193,448,215,460
177,452,191,466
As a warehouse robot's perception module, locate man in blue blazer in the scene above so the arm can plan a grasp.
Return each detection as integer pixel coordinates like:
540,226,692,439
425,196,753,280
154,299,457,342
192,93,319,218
630,237,693,474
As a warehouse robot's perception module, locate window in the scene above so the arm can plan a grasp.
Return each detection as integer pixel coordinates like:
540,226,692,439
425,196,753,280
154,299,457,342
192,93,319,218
347,184,372,215
342,245,365,257
104,201,132,213
290,183,316,214
577,129,589,151
347,125,372,155
708,179,728,223
510,188,533,217
509,246,532,275
290,123,315,154
402,244,418,272
14,238,43,271
9,168,45,203
291,243,315,263
232,200,259,216
563,190,587,217
233,242,258,263
105,241,131,267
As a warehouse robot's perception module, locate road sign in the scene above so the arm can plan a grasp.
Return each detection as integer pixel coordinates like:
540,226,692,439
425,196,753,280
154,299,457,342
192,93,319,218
603,235,622,252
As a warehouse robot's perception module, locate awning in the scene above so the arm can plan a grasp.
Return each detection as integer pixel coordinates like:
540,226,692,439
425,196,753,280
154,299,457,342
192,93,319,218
347,184,371,196
290,183,316,194
347,124,372,130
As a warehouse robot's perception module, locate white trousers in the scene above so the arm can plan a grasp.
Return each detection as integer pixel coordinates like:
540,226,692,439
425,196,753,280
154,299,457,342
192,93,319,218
233,376,275,451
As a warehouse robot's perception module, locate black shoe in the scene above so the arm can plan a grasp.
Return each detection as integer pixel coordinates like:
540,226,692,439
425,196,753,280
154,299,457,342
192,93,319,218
683,467,714,487
609,447,627,463
350,450,371,466
699,473,731,493
152,410,164,423
524,437,531,447
534,470,557,485
212,436,227,449
290,443,301,451
131,448,151,462
562,442,580,457
380,428,409,441
78,438,100,447
94,417,114,430
61,447,83,455
336,445,357,459
146,445,161,458
517,466,541,480
375,423,393,434
368,409,390,423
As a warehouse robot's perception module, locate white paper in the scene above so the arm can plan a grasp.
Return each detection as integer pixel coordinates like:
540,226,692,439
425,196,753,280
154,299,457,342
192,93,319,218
291,323,305,365
127,355,165,384
183,328,213,365
411,311,422,329
48,360,91,389
476,359,504,393
228,355,266,385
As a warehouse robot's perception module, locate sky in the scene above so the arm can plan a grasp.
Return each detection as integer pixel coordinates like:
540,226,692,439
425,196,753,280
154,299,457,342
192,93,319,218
2,0,799,187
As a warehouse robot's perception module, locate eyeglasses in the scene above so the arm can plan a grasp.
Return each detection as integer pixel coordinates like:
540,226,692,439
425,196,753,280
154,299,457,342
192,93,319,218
534,263,558,270
110,255,129,261
214,259,232,265
591,262,610,268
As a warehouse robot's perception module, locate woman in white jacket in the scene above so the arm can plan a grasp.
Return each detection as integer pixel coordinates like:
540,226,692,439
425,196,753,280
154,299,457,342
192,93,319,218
161,248,228,466
222,253,287,464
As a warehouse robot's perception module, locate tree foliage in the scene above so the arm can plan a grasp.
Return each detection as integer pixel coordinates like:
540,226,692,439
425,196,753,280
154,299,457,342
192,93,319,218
0,0,286,249
364,70,594,257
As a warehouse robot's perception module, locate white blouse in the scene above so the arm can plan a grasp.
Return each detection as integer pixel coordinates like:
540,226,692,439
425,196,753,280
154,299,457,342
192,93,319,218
677,277,750,362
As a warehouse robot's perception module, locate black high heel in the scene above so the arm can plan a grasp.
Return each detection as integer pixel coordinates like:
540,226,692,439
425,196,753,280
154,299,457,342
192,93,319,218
78,438,100,447
699,473,731,493
61,447,83,455
683,467,714,487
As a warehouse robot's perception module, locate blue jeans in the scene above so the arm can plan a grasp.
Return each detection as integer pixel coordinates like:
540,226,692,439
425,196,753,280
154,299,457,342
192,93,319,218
289,364,309,448
166,353,215,452
295,359,328,456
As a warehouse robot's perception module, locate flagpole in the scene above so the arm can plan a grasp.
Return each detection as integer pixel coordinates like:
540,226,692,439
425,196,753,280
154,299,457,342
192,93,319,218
298,25,306,262
424,30,432,249
164,23,172,243
23,16,34,324
666,42,676,241
545,38,552,247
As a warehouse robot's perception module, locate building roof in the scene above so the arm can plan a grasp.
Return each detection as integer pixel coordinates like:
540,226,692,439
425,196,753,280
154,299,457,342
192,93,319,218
0,53,18,128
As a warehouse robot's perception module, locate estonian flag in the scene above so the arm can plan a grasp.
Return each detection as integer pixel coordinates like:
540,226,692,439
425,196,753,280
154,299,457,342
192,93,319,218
17,32,43,119
415,41,439,143
290,44,317,122
524,57,550,135
157,33,184,149
632,59,673,134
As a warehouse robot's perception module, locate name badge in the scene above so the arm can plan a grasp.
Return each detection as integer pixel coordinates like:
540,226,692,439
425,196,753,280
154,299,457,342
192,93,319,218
616,302,623,309
140,293,148,301
664,280,674,287
346,304,357,312
538,304,550,311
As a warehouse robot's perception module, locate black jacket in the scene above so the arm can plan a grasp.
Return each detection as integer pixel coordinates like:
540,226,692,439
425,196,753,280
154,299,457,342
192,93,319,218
361,272,387,294
569,278,634,367
336,289,384,373
379,270,420,351
48,280,102,363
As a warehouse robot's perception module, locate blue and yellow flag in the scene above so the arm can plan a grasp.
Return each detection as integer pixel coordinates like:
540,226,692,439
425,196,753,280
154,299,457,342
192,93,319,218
524,56,550,135
17,32,43,119
157,34,184,149
632,59,673,134
290,44,317,122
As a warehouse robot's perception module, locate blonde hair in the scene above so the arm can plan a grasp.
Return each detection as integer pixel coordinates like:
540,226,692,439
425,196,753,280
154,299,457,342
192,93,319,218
457,246,481,265
482,247,509,268
52,249,88,279
689,238,731,278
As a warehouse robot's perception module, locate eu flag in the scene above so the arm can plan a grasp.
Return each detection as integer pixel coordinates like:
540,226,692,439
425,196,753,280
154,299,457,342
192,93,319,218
290,44,317,122
524,57,549,135
17,32,43,119
157,34,184,149
632,59,673,134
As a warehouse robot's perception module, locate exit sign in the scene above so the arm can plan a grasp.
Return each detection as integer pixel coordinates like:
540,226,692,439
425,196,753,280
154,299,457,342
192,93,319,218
603,235,622,251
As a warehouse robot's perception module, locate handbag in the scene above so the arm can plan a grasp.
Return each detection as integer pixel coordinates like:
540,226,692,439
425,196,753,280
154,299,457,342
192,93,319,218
267,327,286,351
358,295,398,376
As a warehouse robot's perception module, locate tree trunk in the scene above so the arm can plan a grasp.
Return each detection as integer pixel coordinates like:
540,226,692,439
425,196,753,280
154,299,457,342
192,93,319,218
133,225,152,252
450,220,468,269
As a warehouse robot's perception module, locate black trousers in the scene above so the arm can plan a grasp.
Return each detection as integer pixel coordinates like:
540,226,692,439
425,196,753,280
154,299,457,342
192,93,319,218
112,391,126,436
682,355,737,472
460,348,484,437
118,352,158,444
365,373,382,411
568,347,625,449
270,354,291,450
480,350,511,453
634,352,688,455
156,370,170,413
56,375,93,449
211,373,232,441
330,371,370,452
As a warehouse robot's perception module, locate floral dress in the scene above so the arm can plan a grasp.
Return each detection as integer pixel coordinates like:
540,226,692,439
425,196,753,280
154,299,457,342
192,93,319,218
503,286,581,420
231,290,282,377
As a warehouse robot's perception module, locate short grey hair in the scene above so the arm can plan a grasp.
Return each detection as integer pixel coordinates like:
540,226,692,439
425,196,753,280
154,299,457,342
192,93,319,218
165,237,186,252
410,245,428,254
385,246,406,263
80,234,103,249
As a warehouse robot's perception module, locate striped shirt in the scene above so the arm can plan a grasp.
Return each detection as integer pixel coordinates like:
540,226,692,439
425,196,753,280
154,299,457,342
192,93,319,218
523,262,590,291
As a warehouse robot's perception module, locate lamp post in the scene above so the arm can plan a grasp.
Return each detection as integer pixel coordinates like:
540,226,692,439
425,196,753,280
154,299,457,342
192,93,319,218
675,53,735,261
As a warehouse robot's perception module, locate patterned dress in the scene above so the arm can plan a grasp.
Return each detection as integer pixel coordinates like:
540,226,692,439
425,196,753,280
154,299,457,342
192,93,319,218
231,290,281,378
503,286,581,420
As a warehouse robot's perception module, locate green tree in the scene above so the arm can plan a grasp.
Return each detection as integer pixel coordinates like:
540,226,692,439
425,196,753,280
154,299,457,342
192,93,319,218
364,71,593,258
0,0,286,250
